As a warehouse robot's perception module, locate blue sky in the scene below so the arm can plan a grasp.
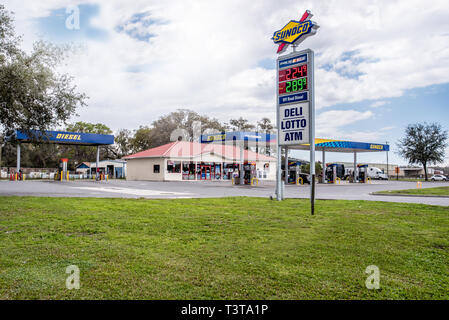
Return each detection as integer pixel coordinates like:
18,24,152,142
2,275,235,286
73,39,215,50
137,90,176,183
34,4,108,42
294,82,449,165
4,0,449,166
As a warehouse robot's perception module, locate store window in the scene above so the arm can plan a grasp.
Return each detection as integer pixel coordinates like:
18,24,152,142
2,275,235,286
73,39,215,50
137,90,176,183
167,160,181,173
154,164,160,173
223,163,239,180
182,162,196,180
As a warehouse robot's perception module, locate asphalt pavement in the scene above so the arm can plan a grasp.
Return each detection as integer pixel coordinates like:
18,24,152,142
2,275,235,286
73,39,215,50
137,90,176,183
0,179,448,206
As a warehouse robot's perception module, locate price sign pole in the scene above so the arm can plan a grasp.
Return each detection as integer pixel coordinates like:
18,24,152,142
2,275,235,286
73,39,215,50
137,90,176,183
272,10,319,215
309,50,316,215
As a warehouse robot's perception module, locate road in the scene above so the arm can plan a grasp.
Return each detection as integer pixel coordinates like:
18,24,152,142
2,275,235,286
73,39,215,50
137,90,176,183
0,179,448,206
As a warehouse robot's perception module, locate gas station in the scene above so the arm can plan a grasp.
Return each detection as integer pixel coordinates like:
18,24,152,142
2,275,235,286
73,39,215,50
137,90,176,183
11,130,114,181
284,138,390,184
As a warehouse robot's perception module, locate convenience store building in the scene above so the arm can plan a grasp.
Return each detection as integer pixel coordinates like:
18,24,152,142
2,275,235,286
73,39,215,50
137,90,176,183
123,140,276,181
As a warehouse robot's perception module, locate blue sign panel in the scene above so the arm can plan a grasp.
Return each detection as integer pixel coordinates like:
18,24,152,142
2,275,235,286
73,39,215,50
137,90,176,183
279,92,308,105
16,130,114,146
278,53,308,69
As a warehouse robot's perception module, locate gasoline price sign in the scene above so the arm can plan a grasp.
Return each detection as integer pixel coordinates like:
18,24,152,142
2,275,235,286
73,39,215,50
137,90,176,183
277,49,312,145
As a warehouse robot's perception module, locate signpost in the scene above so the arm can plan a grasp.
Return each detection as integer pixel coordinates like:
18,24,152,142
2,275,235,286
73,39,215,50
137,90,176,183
272,10,319,214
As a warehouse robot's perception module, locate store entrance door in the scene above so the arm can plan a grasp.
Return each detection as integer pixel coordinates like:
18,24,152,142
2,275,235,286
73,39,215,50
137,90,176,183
200,165,211,180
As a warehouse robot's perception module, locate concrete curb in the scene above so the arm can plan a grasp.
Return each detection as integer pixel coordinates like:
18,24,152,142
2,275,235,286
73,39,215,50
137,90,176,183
370,192,449,198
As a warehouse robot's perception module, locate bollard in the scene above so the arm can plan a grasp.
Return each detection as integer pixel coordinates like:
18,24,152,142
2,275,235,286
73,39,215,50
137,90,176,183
297,177,304,185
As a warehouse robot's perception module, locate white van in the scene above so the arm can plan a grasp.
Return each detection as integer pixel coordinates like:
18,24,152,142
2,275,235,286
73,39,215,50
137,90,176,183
366,167,388,180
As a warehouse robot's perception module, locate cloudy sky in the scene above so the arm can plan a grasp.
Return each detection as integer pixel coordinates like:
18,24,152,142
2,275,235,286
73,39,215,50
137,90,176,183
3,0,449,165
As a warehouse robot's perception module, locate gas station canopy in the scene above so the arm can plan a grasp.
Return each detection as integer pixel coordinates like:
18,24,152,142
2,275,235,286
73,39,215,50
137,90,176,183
15,130,114,146
200,132,389,153
201,131,276,146
293,138,390,153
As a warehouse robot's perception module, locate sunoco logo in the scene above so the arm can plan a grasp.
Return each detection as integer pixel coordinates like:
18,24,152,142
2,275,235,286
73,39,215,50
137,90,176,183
272,20,312,44
272,10,319,54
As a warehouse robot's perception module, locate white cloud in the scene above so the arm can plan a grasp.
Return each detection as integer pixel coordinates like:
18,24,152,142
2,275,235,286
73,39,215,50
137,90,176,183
316,109,375,139
369,100,389,108
3,0,449,137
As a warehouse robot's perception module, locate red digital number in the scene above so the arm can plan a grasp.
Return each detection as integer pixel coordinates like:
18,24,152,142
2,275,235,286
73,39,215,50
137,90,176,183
292,67,299,79
279,64,308,83
285,68,292,81
300,65,307,77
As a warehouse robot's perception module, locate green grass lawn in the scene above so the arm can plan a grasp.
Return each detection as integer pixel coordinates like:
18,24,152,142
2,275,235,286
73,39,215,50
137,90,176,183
375,186,449,196
0,196,448,300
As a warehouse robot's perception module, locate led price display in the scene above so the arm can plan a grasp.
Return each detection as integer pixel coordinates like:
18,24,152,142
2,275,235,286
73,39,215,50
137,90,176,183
279,64,307,82
278,77,307,95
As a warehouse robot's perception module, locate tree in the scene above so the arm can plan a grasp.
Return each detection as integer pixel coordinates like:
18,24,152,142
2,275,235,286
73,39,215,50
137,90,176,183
149,109,226,148
0,5,86,138
131,126,152,153
61,122,113,167
0,4,21,62
114,128,132,158
257,117,274,132
300,162,322,175
227,117,255,131
397,122,448,181
66,122,112,135
27,143,59,168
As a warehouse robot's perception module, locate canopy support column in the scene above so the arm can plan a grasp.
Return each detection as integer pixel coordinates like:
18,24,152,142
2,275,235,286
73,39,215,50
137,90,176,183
353,152,357,183
322,148,326,183
16,143,21,173
386,142,389,179
239,143,244,185
96,146,100,180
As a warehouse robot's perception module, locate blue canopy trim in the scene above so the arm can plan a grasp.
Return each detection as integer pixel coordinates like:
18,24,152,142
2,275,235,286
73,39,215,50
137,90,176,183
16,130,114,146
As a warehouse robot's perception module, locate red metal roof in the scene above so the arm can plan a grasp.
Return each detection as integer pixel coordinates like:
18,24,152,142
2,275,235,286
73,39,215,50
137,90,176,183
123,141,275,161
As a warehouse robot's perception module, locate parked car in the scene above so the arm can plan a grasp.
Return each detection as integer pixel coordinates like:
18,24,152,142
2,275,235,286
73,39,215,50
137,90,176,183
430,174,448,181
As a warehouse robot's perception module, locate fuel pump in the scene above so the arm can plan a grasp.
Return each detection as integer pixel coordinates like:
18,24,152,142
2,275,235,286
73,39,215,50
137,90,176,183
243,162,256,185
357,164,368,183
325,163,345,183
325,164,334,183
59,158,68,181
287,161,302,184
